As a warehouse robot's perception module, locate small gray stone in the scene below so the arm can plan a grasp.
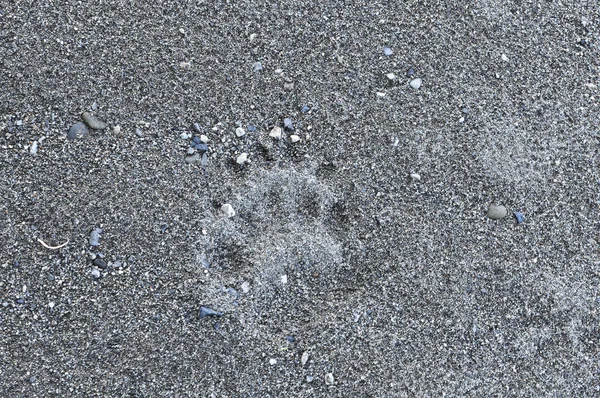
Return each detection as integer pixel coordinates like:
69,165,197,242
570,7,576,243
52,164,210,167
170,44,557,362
185,153,200,164
81,112,107,130
283,118,294,131
187,147,196,155
91,269,101,279
89,227,103,246
30,141,38,155
486,204,508,220
306,376,314,383
283,82,294,91
410,78,422,89
135,128,143,137
67,122,88,140
201,152,209,166
253,62,263,72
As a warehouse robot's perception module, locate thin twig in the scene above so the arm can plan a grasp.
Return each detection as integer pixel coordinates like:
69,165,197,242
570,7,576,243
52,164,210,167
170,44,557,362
37,238,69,250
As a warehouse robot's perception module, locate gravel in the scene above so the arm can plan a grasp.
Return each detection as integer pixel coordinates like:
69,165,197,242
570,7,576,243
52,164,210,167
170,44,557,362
1,1,598,396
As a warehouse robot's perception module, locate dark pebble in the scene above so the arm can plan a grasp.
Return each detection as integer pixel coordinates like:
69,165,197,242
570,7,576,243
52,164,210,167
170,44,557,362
514,211,525,224
247,125,256,132
160,224,168,233
93,258,107,269
283,118,294,131
199,306,223,318
195,143,208,152
286,336,296,343
406,67,415,77
301,105,310,113
192,136,201,144
193,123,202,133
67,122,89,141
16,298,24,305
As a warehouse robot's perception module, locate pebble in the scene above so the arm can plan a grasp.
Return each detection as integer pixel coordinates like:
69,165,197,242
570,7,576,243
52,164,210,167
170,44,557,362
269,126,282,139
200,134,209,143
306,376,314,383
180,61,191,70
286,336,296,342
283,118,294,131
114,125,122,135
192,136,201,144
376,92,386,98
290,134,300,143
325,373,335,385
284,82,294,91
269,358,277,365
301,105,310,113
194,143,208,152
236,152,248,165
410,173,421,181
235,127,246,137
93,258,107,269
247,125,256,132
81,112,107,130
383,47,393,56
91,269,101,279
221,203,235,218
135,128,143,137
274,68,283,74
281,274,288,284
386,73,396,81
301,352,310,366
226,287,239,298
514,211,525,224
193,123,202,133
249,33,258,41
501,53,509,62
252,62,263,72
185,153,200,164
187,147,196,155
30,141,38,155
406,67,415,77
486,204,508,220
410,78,422,89
201,152,209,166
199,306,223,318
241,281,250,293
89,227,103,246
91,101,98,111
67,122,89,140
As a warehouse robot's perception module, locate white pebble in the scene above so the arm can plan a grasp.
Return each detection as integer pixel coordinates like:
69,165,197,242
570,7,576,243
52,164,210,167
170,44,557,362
306,375,314,383
269,126,282,139
235,127,246,137
200,134,209,143
30,141,38,155
48,301,55,309
290,134,300,143
179,27,185,34
376,92,386,98
114,125,122,135
410,173,421,181
410,78,422,89
179,61,191,70
301,352,310,366
269,358,277,365
221,203,235,218
501,53,508,62
274,68,283,74
241,281,250,293
325,373,335,385
249,33,258,41
91,269,101,279
459,117,465,123
386,73,396,81
236,152,248,164
281,274,288,284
